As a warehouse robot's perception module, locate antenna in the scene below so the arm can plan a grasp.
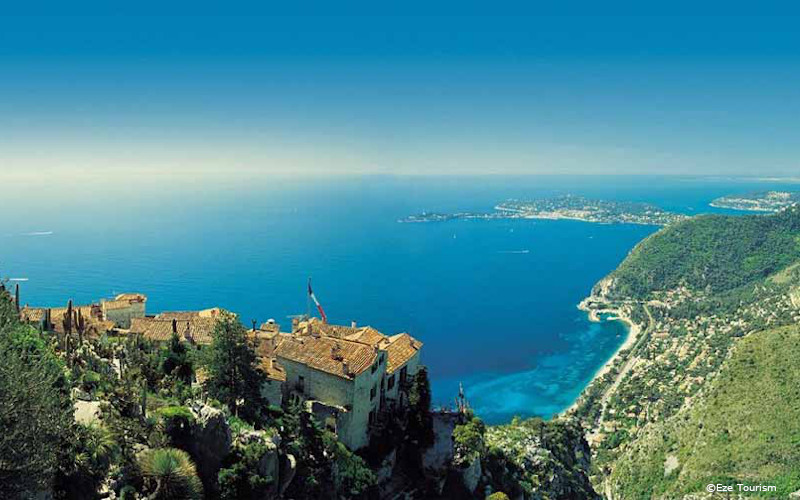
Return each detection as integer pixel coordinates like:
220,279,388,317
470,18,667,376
306,277,312,321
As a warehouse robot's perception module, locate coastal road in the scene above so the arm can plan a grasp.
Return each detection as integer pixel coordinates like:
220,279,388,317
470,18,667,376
589,303,654,442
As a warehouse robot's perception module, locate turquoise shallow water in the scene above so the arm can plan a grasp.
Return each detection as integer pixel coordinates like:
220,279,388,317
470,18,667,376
2,174,796,424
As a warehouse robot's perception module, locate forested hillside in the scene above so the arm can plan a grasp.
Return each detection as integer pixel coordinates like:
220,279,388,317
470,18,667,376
606,205,800,299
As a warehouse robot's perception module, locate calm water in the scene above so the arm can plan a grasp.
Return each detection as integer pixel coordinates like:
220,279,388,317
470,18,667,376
2,174,796,423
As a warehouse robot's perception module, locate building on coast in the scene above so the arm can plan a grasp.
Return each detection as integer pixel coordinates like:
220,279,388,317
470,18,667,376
16,288,423,451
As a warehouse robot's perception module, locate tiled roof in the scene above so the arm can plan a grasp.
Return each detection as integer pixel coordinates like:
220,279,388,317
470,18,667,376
130,317,216,344
344,326,390,348
275,336,376,379
157,308,222,320
103,300,137,310
385,333,423,374
297,318,360,338
22,304,110,334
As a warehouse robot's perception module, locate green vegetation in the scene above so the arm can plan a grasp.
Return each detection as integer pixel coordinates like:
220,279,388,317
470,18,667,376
137,447,203,500
609,325,800,498
484,417,599,500
453,413,486,465
608,205,800,298
202,312,267,422
280,402,376,499
0,289,74,498
217,441,273,500
406,365,435,449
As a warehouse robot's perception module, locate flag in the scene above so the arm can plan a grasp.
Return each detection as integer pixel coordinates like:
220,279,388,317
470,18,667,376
308,278,328,324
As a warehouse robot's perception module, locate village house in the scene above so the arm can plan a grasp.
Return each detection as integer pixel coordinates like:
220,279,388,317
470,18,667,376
273,317,423,450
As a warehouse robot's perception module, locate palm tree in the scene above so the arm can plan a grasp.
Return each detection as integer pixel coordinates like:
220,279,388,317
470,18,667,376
137,448,203,500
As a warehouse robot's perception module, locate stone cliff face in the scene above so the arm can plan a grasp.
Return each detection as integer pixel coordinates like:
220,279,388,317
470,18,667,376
481,418,600,500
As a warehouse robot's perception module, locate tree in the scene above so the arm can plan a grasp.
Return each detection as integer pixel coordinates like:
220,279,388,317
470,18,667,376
217,442,273,500
203,313,266,422
406,366,434,449
161,332,194,384
137,448,203,500
0,289,74,499
54,423,118,499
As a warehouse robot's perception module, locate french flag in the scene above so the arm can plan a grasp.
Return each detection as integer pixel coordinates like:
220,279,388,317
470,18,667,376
308,278,328,324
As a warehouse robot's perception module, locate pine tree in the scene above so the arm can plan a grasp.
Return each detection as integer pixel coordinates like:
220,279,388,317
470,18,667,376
203,313,266,422
407,366,434,449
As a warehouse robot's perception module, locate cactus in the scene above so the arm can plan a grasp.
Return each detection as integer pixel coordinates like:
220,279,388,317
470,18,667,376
14,283,19,314
44,308,52,333
140,378,148,418
76,309,86,344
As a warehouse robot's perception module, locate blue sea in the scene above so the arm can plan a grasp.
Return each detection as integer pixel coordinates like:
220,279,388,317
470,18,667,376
2,174,797,424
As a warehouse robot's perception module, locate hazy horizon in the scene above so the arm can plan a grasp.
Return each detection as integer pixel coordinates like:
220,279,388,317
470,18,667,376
4,12,800,176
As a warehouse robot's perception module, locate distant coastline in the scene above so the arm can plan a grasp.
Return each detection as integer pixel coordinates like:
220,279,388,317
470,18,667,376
400,195,687,226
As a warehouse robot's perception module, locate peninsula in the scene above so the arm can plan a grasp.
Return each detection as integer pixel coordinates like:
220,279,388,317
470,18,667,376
400,195,687,226
710,190,800,212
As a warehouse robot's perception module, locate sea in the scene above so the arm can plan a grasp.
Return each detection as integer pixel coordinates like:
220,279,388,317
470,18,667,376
2,173,797,424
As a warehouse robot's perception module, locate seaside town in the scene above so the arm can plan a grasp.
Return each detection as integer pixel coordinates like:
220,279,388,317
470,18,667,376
710,190,800,212
399,195,687,226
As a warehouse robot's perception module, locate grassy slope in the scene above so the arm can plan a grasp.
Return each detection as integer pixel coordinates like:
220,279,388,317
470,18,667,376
609,324,800,498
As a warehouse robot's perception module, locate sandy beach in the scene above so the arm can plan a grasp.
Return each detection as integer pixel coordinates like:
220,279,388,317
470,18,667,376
561,297,642,415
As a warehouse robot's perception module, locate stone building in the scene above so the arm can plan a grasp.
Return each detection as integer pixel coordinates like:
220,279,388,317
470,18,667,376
273,318,423,450
101,293,147,328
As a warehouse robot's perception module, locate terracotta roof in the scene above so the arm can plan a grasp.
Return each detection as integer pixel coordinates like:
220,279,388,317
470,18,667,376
275,336,377,379
22,304,110,334
130,317,216,344
157,308,222,320
385,333,423,374
344,326,390,348
103,299,138,310
297,318,359,338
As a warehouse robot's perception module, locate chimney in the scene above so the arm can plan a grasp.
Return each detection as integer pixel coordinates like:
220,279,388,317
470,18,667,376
291,317,300,332
343,361,350,377
351,320,357,328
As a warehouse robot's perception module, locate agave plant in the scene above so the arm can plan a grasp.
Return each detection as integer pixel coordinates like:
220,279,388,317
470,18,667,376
138,448,203,500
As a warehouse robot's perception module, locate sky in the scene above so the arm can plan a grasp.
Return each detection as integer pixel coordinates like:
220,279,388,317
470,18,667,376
3,8,800,177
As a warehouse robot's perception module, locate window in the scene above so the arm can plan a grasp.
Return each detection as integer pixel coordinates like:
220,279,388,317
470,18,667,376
370,384,377,400
387,374,395,390
399,366,408,385
371,361,378,374
298,375,305,392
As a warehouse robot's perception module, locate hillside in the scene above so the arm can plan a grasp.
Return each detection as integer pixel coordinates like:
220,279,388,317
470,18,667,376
604,205,800,299
608,325,800,498
574,205,800,498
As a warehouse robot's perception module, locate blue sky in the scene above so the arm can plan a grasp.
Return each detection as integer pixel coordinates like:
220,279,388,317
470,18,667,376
3,10,800,177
